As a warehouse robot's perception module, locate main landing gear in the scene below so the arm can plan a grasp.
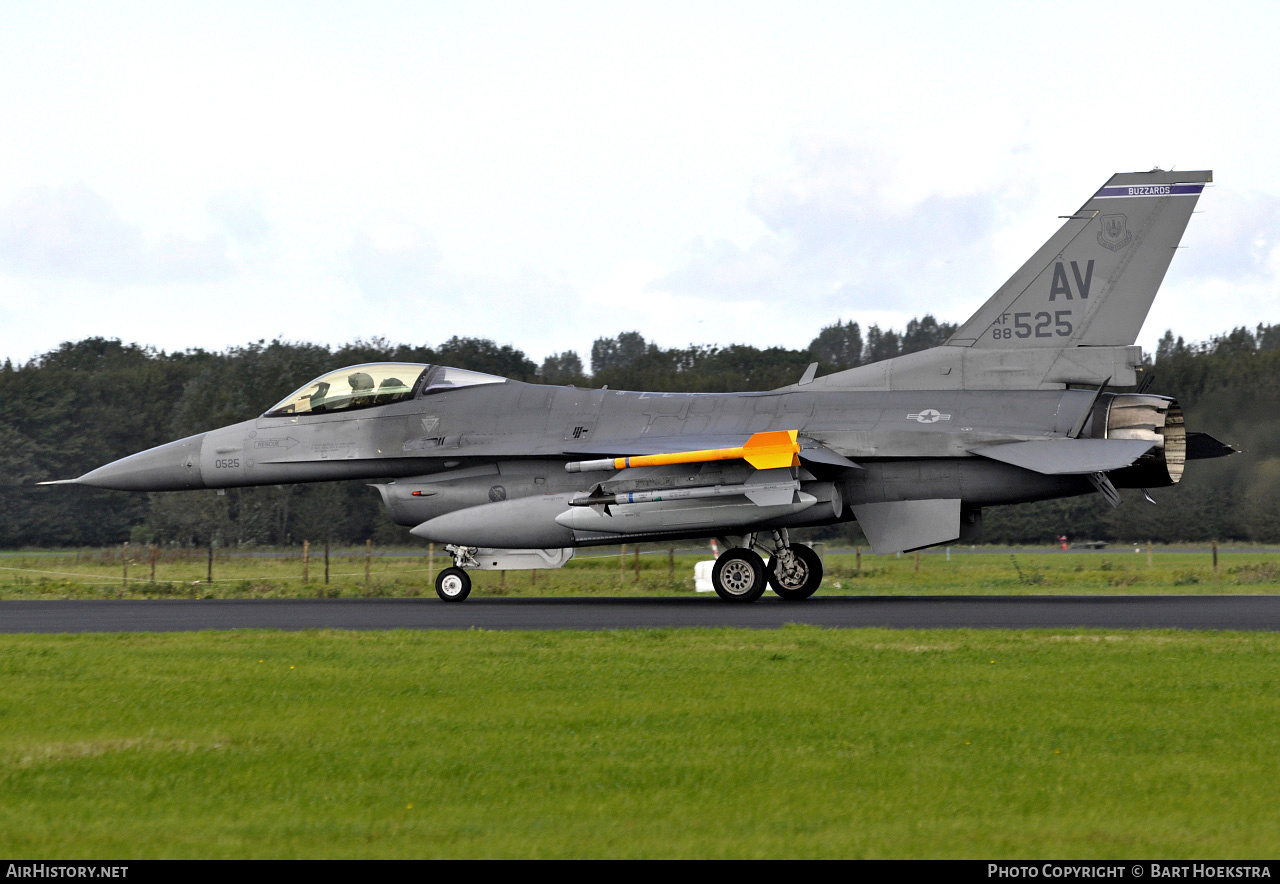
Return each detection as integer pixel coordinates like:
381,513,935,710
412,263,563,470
710,530,823,603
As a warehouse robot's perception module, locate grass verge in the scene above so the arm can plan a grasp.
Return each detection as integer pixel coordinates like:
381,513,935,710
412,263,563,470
2,626,1279,858
0,547,1275,599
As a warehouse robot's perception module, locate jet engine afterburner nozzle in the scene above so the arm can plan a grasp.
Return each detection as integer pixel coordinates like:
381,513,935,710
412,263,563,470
1101,394,1186,488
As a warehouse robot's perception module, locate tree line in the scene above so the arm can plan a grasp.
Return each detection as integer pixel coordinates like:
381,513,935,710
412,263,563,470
0,317,1273,548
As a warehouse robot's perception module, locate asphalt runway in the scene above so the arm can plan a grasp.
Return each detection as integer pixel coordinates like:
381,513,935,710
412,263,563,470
4,595,1280,633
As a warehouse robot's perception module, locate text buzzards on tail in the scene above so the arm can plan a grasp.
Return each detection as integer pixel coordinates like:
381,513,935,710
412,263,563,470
48,169,1234,602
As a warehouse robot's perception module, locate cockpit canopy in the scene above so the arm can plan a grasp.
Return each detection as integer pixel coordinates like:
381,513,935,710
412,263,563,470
263,363,506,417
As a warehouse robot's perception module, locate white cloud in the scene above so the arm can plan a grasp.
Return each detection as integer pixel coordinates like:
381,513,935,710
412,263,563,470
1,3,1279,366
651,140,1014,337
0,185,232,285
1176,187,1280,285
345,213,582,355
205,190,270,247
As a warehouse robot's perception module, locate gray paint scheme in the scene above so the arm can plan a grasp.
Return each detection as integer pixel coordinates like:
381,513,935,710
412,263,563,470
851,499,963,554
970,438,1156,475
51,169,1226,563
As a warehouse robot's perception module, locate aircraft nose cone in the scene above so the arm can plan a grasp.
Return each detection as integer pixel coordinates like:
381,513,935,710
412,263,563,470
72,433,207,491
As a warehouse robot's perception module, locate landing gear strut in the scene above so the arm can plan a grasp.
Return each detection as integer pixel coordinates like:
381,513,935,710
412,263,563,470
436,545,478,602
765,529,823,601
709,531,825,602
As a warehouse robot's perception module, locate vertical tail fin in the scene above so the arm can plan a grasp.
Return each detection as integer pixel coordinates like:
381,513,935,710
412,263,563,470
949,169,1211,349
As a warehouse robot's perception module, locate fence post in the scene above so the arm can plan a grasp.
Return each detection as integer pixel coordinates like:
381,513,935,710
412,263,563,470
302,540,310,584
324,540,330,588
150,545,157,583
1212,539,1219,573
620,544,626,584
207,542,213,585
856,547,862,572
365,539,372,589
122,542,129,590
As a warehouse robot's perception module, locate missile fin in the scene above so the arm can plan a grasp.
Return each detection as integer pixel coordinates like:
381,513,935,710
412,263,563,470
742,429,801,470
743,468,801,506
744,485,798,506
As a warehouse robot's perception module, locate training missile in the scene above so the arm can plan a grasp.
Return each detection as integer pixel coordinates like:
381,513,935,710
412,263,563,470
554,491,819,535
569,479,799,509
565,429,800,473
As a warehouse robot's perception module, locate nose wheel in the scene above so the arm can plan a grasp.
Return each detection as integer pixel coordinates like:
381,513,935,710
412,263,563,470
435,566,472,602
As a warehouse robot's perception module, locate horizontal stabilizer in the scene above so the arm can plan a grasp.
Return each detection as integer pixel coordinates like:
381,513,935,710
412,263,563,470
1186,432,1237,460
852,499,961,555
969,438,1154,475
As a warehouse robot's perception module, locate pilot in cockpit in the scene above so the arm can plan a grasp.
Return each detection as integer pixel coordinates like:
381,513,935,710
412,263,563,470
374,376,408,405
348,371,376,408
302,381,331,413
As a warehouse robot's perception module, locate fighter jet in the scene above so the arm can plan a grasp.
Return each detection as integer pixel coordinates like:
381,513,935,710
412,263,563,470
50,169,1234,602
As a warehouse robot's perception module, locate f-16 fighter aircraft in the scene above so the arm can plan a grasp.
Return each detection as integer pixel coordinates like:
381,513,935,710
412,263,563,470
50,169,1234,602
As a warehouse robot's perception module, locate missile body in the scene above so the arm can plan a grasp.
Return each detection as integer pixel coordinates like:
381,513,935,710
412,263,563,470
554,492,818,535
566,429,800,473
569,480,799,509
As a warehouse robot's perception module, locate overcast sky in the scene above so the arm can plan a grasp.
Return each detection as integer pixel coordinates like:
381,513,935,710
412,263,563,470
2,1,1277,368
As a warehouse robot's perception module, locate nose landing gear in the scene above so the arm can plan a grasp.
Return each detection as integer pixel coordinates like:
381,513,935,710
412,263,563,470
435,545,478,602
435,566,472,601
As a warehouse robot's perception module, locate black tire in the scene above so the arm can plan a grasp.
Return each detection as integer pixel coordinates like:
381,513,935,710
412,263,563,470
435,567,472,602
711,548,767,603
767,543,824,601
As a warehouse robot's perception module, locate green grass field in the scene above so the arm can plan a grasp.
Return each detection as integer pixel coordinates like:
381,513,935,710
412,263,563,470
0,546,1274,599
2,627,1279,858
